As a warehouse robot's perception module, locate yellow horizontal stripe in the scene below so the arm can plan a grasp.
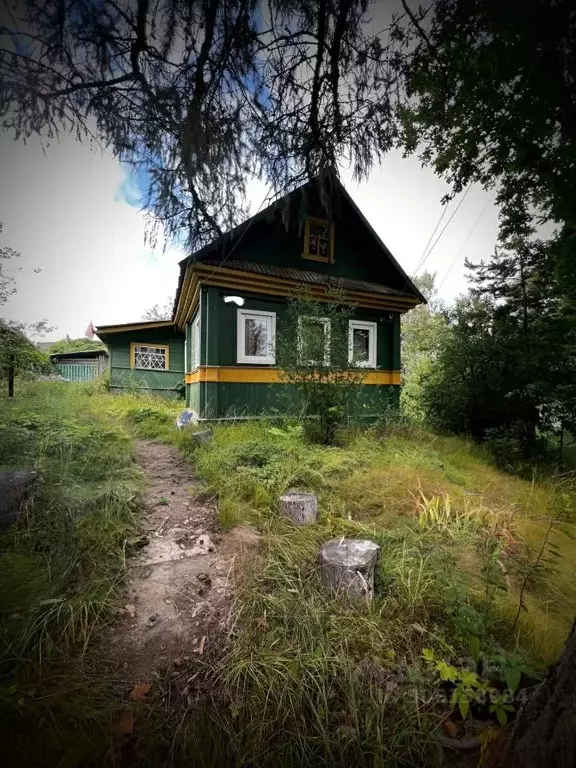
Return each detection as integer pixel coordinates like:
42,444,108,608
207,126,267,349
185,366,401,385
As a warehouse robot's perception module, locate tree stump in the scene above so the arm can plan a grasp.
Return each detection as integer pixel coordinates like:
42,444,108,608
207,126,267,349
319,538,379,600
279,492,317,525
0,469,37,529
192,429,213,445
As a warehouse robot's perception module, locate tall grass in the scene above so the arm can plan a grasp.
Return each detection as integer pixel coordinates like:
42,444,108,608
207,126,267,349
0,381,142,766
5,386,571,766
117,412,575,766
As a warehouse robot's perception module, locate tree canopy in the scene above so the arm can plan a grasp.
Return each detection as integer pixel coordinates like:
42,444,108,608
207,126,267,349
0,0,408,249
141,296,174,321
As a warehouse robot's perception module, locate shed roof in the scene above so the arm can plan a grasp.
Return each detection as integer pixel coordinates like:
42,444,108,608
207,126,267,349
95,320,176,339
50,349,108,360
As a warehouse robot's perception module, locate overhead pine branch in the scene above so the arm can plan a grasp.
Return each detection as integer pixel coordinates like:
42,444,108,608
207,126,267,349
0,0,405,250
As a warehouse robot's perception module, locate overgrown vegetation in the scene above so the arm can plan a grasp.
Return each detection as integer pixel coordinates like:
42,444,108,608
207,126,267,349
276,293,366,444
0,382,141,766
114,396,576,763
2,383,575,765
48,337,107,354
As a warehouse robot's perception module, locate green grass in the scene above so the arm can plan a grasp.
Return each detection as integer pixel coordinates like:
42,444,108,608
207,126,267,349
97,398,576,765
0,381,142,766
3,383,575,766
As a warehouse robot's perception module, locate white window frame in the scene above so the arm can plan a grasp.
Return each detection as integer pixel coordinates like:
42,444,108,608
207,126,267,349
348,320,377,368
193,313,201,369
237,308,276,365
298,316,331,366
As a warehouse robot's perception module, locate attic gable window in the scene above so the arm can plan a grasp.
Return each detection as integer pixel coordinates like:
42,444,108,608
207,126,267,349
131,343,169,370
302,217,334,263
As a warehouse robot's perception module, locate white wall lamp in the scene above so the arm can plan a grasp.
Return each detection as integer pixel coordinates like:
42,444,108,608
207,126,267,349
224,295,245,307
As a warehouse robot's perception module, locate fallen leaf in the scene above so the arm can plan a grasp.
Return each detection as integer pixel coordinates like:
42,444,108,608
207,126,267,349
113,709,134,735
198,636,206,655
129,682,151,700
443,718,458,739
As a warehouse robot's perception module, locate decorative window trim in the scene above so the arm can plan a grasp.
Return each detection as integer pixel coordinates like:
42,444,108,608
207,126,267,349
130,342,170,370
302,217,335,263
237,308,276,365
192,313,201,370
348,320,377,368
298,315,331,366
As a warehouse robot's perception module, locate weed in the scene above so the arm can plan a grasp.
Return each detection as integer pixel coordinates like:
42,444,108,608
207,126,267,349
0,382,141,765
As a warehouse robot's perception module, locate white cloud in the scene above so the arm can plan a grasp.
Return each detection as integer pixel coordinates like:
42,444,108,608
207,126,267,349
0,134,183,340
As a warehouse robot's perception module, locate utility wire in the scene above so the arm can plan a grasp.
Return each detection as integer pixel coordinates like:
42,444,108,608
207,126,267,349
416,183,472,275
437,192,494,290
413,198,451,274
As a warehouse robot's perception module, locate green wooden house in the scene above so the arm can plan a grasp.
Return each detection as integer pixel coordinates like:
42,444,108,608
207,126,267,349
95,320,185,399
97,175,423,413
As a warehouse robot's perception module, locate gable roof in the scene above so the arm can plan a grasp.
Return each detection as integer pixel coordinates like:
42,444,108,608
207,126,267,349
173,173,425,321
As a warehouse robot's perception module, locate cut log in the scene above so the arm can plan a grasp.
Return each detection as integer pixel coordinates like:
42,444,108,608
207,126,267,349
319,538,380,600
279,492,317,525
192,429,213,445
0,469,37,529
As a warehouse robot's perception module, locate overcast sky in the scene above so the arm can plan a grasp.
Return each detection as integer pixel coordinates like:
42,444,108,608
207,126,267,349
0,131,500,341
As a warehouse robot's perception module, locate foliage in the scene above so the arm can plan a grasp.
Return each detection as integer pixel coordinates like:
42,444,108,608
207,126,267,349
421,648,516,724
0,222,19,307
2,387,573,764
1,1,409,249
399,0,576,262
276,292,366,444
141,295,174,321
417,239,576,465
48,337,107,354
0,382,141,766
400,271,449,423
0,320,52,395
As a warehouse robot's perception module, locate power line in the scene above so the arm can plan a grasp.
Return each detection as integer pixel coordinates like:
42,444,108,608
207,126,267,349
416,183,472,274
413,199,450,274
437,192,494,290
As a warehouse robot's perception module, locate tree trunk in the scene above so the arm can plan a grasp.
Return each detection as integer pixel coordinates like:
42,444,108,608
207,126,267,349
319,538,379,600
8,353,15,397
279,492,317,525
501,618,576,768
0,469,37,529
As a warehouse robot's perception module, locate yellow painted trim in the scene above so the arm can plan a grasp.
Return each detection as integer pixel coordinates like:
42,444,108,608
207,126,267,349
185,366,401,385
130,342,170,371
302,217,334,263
175,262,420,329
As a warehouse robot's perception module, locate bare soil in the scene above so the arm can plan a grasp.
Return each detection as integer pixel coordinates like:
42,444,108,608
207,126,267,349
98,439,259,705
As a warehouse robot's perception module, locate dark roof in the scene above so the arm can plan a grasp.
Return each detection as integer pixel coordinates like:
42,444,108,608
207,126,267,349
197,258,417,298
95,320,176,337
50,349,108,360
173,172,426,319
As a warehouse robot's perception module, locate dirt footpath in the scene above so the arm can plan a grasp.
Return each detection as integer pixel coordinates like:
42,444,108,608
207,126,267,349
102,439,258,699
